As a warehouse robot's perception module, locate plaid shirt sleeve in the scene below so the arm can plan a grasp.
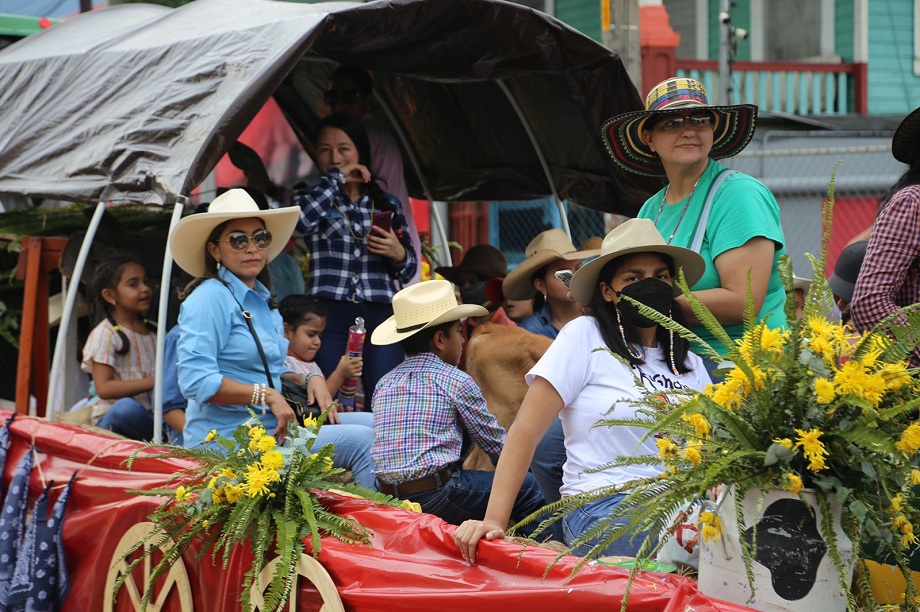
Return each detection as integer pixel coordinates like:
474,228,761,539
454,371,506,462
851,185,920,365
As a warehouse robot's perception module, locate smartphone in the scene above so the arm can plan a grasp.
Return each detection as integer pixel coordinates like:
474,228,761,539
554,269,573,287
372,211,394,233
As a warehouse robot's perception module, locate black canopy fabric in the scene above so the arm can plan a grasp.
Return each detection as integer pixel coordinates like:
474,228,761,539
0,0,658,214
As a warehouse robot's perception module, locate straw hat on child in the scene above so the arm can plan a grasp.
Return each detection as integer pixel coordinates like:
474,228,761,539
372,280,487,345
502,229,600,300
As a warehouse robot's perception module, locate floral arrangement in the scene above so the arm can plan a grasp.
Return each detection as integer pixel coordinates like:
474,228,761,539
521,170,920,610
116,411,413,611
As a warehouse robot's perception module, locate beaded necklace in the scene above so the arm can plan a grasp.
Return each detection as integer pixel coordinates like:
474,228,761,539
652,176,701,245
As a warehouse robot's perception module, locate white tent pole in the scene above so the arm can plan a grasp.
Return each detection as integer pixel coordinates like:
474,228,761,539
48,200,106,415
152,199,185,443
496,80,572,239
372,91,452,266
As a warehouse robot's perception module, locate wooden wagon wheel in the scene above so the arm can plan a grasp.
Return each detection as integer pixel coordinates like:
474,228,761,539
249,553,345,612
104,521,194,612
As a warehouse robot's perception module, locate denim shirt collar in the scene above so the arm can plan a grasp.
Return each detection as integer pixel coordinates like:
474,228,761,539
218,265,271,305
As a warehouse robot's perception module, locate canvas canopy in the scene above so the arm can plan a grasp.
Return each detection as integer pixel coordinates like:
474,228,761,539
0,0,657,215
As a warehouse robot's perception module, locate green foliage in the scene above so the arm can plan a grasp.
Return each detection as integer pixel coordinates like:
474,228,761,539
114,410,408,611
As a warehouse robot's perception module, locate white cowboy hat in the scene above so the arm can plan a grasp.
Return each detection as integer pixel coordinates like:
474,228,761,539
502,229,600,300
568,218,706,305
371,280,487,346
169,189,301,278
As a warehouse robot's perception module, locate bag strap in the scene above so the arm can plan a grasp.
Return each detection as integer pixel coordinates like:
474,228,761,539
690,169,736,252
224,284,274,389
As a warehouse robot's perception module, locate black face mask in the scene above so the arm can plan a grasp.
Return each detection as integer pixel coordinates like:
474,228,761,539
459,280,490,309
616,277,674,328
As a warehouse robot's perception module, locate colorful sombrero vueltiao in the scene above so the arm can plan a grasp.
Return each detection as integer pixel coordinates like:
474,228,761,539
601,77,758,177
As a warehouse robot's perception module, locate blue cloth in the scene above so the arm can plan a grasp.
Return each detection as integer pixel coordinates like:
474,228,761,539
0,450,34,606
519,303,558,339
0,415,16,503
7,484,47,610
97,398,153,441
402,469,545,533
294,168,417,304
178,267,288,445
562,493,651,557
314,412,376,490
162,325,186,414
267,252,305,302
312,300,405,405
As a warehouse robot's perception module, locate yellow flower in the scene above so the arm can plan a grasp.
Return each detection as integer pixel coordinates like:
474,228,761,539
892,514,908,529
701,524,721,542
212,488,227,504
902,531,918,547
219,467,236,479
243,462,280,498
303,414,319,429
773,438,793,451
255,434,276,453
794,428,829,472
896,423,920,456
698,511,723,543
783,473,803,494
208,476,218,490
681,413,712,438
813,378,835,405
880,362,913,391
205,429,217,442
261,449,284,471
400,500,422,513
224,483,244,503
911,470,920,486
175,485,190,502
202,519,210,528
248,425,266,439
656,437,677,459
683,445,702,466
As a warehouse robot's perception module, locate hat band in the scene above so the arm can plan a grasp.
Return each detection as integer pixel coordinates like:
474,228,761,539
396,321,428,334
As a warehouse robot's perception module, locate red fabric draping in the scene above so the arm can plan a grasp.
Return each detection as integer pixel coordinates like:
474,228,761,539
0,411,752,611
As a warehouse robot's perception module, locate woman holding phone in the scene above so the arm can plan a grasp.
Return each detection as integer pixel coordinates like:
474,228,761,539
293,113,417,404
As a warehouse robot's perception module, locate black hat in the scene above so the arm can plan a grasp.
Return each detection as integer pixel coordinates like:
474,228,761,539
892,107,920,165
828,241,868,303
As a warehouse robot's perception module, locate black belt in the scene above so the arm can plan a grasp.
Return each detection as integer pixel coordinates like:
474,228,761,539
376,466,453,497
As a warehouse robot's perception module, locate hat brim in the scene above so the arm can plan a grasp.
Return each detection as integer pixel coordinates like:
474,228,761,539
568,244,705,305
601,104,758,177
827,273,855,303
371,304,487,345
892,106,920,165
502,247,600,300
169,206,301,278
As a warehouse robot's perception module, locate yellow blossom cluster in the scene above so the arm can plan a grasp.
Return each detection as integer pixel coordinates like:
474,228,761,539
782,473,803,494
896,422,920,456
681,440,702,466
794,428,829,472
888,495,919,547
656,437,677,460
698,510,723,543
681,412,712,438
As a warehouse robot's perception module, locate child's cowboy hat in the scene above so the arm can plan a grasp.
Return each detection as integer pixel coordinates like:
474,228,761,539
568,218,706,305
601,77,757,177
372,280,487,345
169,188,301,278
502,229,600,300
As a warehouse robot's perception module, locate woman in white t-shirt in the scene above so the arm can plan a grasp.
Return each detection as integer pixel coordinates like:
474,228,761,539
454,219,711,561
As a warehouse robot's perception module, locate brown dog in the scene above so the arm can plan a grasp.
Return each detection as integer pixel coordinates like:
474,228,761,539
462,323,552,471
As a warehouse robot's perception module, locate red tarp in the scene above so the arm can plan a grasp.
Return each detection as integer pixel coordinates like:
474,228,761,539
1,411,752,610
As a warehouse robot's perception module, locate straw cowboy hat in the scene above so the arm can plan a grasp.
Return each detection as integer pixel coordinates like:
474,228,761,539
892,106,920,165
435,244,508,285
502,229,601,300
568,218,705,305
169,188,301,278
601,76,757,177
372,280,487,345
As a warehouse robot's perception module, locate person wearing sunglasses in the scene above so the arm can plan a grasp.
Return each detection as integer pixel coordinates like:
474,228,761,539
325,64,422,284
602,77,787,379
293,113,417,406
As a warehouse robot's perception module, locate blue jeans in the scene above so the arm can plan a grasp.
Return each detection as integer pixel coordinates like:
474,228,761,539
562,493,651,557
313,411,376,490
314,300,405,407
98,398,153,441
404,470,546,535
531,416,565,504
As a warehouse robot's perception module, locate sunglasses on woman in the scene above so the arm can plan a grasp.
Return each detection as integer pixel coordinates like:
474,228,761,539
656,113,714,133
323,89,362,105
216,229,273,251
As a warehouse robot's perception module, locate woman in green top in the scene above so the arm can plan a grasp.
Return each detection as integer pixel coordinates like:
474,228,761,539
602,76,787,376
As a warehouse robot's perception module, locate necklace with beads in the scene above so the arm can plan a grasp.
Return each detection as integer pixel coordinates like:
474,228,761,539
653,176,701,245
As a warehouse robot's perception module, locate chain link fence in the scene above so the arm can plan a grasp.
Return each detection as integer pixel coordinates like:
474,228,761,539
488,132,904,275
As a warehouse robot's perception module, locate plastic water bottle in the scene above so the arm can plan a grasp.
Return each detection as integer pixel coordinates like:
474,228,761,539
337,317,366,409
